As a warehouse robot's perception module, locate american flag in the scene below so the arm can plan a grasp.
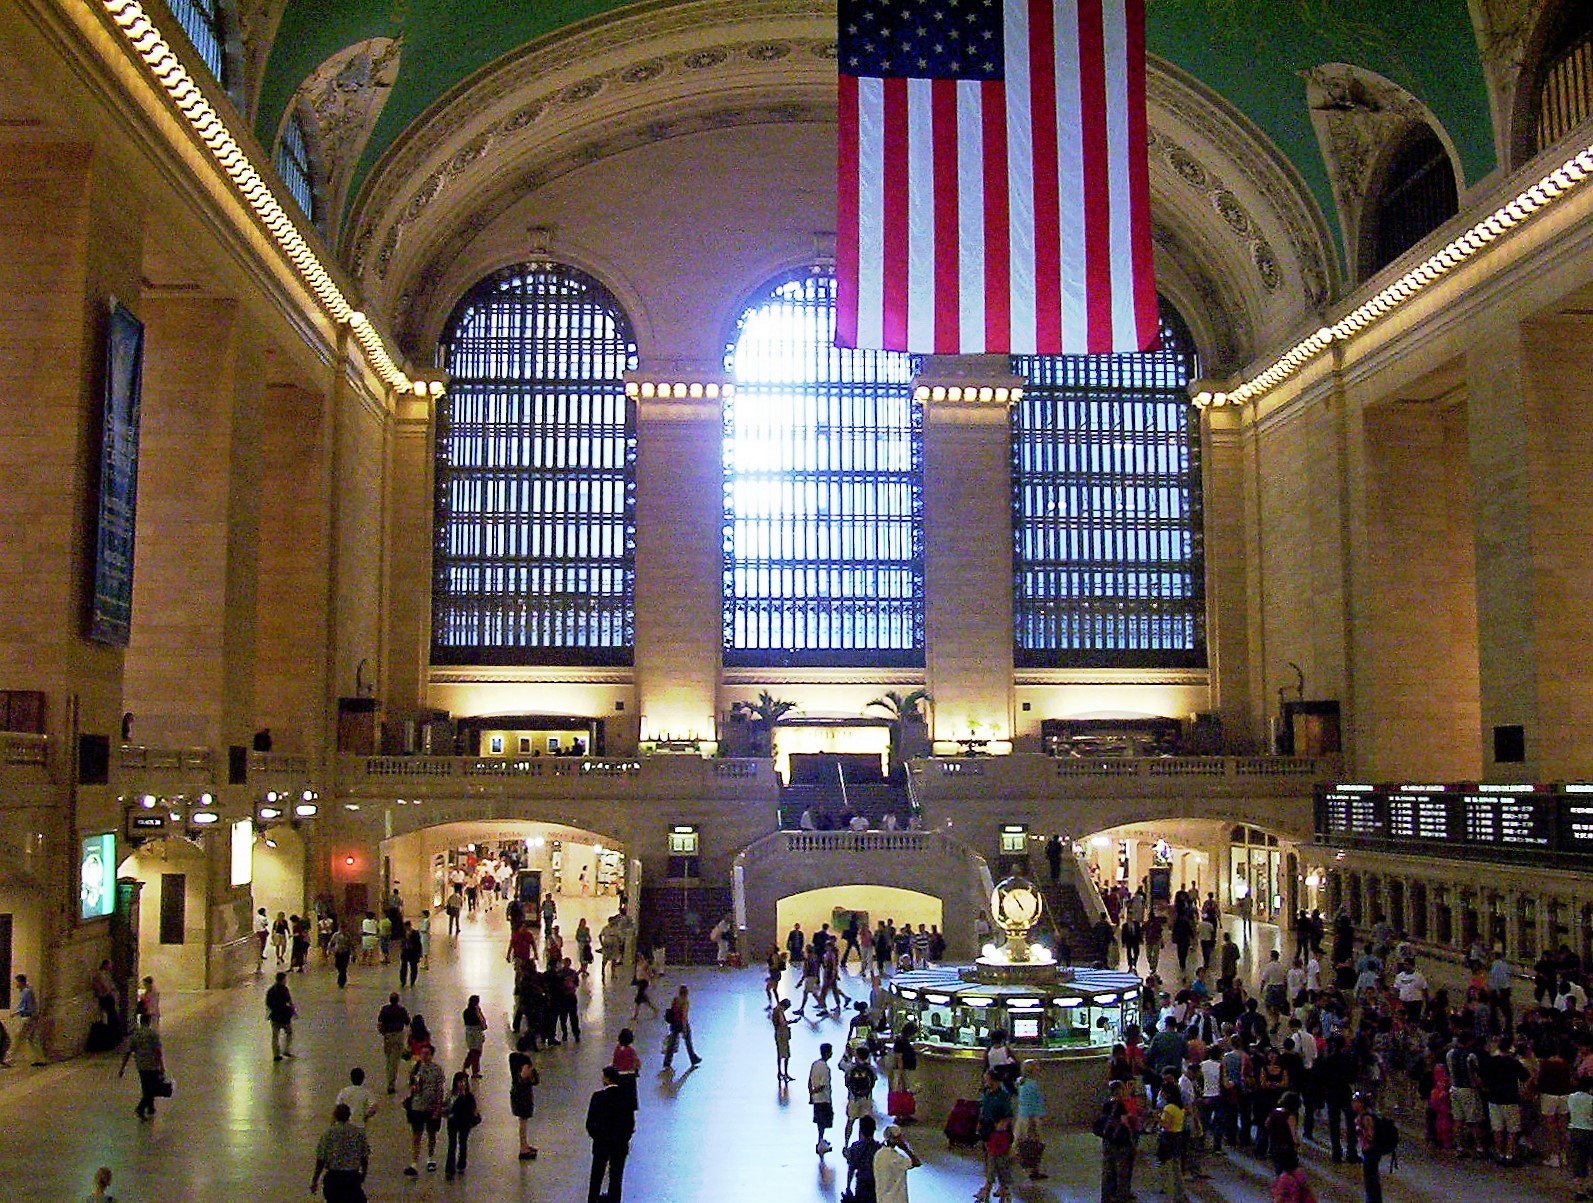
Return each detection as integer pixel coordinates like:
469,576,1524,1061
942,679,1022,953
836,0,1158,356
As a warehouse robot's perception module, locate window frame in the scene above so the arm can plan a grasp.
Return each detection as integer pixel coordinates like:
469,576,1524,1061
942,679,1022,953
275,110,317,225
721,270,925,668
161,0,227,87
431,263,639,668
1010,300,1207,670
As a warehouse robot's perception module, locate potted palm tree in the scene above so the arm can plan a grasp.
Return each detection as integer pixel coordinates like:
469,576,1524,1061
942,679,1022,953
867,688,931,776
727,691,797,758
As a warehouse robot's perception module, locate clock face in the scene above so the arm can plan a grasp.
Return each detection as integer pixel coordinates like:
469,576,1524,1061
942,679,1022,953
997,885,1040,927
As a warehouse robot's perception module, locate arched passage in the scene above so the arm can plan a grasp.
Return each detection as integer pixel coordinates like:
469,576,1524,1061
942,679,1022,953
774,885,943,957
119,837,210,993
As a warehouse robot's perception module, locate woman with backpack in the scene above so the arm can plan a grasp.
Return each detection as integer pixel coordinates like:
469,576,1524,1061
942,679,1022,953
1352,1091,1391,1203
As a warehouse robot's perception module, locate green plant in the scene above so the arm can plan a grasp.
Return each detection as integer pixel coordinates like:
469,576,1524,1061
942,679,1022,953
729,691,798,733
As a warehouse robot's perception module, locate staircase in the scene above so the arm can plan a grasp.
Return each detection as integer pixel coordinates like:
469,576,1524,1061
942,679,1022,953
1028,857,1113,966
778,753,913,829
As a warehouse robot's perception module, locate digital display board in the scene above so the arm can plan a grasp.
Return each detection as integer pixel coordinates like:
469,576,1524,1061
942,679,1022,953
1316,782,1590,867
80,832,116,920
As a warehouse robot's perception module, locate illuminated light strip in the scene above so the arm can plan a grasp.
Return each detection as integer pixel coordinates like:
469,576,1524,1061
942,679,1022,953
911,385,1022,403
99,0,416,394
623,381,735,400
1193,140,1593,411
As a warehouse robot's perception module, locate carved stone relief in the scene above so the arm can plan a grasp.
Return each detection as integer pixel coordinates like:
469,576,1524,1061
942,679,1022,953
1146,62,1336,310
236,0,290,122
290,37,403,236
1303,63,1453,279
1469,0,1547,155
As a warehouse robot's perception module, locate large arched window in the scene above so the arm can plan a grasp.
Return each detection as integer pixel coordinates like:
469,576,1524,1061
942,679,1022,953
162,0,227,85
723,273,922,666
275,111,317,224
1362,124,1458,278
433,265,637,666
1012,300,1204,667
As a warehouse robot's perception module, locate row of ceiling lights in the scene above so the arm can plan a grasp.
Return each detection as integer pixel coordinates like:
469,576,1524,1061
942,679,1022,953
1195,139,1593,411
101,0,415,395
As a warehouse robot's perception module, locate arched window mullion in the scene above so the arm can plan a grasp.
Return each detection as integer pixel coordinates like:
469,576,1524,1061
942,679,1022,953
723,273,923,667
1011,299,1206,669
433,264,637,667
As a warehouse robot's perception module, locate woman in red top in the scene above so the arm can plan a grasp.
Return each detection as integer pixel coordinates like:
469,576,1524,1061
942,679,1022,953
611,1027,641,1112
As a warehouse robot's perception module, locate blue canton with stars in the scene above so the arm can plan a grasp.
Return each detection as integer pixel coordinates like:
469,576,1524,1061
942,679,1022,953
838,0,1006,81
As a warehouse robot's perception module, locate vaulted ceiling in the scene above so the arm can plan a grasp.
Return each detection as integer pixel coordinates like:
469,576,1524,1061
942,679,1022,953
256,0,1499,251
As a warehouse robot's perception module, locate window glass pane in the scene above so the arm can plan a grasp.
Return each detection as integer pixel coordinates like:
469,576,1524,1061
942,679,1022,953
162,0,225,84
1012,300,1206,668
276,115,315,221
433,265,637,666
723,273,922,666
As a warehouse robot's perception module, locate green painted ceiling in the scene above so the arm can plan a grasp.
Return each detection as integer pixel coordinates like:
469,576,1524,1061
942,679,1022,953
257,0,1496,254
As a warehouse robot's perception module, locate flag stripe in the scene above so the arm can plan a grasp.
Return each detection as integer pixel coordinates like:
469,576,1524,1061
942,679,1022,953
957,82,988,353
836,71,861,349
1123,0,1158,347
1101,0,1137,349
856,76,887,350
981,80,1011,354
881,76,910,351
1004,0,1036,354
1074,0,1113,350
932,79,961,353
905,78,936,350
1028,0,1062,355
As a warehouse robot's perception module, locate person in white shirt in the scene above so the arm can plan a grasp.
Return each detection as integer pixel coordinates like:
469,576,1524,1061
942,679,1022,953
1305,952,1322,994
873,1124,922,1203
1393,962,1429,1022
1286,956,1306,1003
809,1044,836,1155
335,1066,379,1127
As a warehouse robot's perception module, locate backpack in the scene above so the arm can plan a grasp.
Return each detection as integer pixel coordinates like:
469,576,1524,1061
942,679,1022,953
665,1002,683,1033
1372,1114,1400,1165
845,1063,873,1097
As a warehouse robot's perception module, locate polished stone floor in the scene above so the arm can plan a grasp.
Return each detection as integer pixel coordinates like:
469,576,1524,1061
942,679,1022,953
0,902,1569,1202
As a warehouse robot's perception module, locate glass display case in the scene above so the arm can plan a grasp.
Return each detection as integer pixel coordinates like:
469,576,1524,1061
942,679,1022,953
887,968,1138,1051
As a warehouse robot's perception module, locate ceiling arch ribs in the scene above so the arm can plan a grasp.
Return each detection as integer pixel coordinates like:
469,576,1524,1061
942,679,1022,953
347,1,1337,368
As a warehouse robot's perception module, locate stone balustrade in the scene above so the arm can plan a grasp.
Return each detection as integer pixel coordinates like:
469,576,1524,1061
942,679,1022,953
341,754,773,799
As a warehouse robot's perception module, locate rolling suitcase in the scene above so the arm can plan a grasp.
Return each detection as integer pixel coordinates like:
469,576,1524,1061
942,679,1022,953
944,1097,980,1146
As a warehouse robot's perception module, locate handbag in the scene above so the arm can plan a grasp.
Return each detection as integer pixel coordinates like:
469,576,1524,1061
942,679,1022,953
1016,1136,1045,1171
155,1074,175,1098
986,1127,1013,1156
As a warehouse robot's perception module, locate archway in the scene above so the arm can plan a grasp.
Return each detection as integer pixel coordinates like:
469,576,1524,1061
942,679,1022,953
118,837,210,993
376,818,640,966
774,885,944,958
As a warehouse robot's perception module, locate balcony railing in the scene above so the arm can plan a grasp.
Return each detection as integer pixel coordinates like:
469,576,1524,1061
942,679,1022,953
782,831,929,853
341,755,774,799
910,754,1331,802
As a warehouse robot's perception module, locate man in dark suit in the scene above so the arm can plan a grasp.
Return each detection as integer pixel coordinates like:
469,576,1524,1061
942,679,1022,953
586,1065,635,1203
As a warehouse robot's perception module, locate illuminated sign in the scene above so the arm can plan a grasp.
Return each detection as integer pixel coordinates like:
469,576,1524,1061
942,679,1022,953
231,820,253,887
80,832,116,920
668,826,699,856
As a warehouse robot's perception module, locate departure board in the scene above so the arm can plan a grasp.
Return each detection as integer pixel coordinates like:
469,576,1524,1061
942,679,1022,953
1316,783,1591,867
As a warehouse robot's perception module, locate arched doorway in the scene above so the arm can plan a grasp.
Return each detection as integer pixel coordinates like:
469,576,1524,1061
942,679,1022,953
118,837,209,993
775,885,944,955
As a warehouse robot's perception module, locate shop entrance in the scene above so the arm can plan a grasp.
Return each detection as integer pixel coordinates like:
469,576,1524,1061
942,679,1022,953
379,815,634,930
118,837,209,993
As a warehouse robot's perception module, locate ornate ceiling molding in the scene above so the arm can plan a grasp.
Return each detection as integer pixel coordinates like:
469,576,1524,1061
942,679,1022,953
1304,63,1459,282
1145,59,1339,315
236,0,290,123
346,1,1337,366
290,37,403,234
1469,0,1543,160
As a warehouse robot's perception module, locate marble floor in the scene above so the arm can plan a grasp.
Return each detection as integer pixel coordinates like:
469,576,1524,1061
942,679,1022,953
0,903,1571,1203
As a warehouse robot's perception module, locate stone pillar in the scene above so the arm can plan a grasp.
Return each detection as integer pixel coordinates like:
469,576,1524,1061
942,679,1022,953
125,297,263,752
917,360,1017,745
632,372,722,744
1465,314,1541,780
0,141,144,1048
1425,881,1440,948
380,392,432,725
254,385,332,758
1203,408,1253,746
